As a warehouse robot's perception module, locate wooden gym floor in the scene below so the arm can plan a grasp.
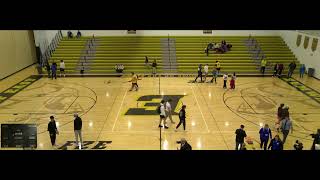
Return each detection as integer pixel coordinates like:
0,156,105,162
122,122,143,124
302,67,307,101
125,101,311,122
0,66,319,150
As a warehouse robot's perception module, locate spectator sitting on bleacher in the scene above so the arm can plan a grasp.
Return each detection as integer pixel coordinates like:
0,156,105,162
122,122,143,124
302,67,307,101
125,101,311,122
67,31,73,39
76,30,82,38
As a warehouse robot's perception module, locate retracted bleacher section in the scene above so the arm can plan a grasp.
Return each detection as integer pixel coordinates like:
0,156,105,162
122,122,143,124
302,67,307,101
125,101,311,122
175,36,299,74
49,35,299,75
50,36,163,74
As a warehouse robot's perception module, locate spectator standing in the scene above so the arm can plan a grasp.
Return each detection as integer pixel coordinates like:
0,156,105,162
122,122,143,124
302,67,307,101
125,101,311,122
223,73,228,89
59,60,66,77
299,64,306,78
268,135,283,150
259,124,272,150
273,63,279,77
277,63,284,77
76,30,82,38
260,58,267,76
74,113,83,148
47,116,59,147
288,61,297,78
280,117,293,144
215,61,221,75
51,62,57,79
276,103,285,132
145,56,149,68
230,72,236,89
152,59,157,75
210,69,218,84
194,64,203,83
204,64,209,82
46,63,51,78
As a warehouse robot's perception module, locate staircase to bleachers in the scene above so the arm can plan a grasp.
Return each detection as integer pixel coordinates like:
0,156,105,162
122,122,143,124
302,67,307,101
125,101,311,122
49,36,299,76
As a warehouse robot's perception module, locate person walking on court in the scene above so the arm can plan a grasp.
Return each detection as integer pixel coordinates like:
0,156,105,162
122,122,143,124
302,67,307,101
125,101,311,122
59,60,66,77
176,105,186,131
235,125,247,150
165,99,175,124
276,103,285,132
158,100,168,129
287,61,296,78
128,72,141,91
281,105,290,120
268,135,283,150
204,64,209,82
299,64,306,78
51,62,57,79
259,124,272,150
74,113,83,148
215,61,221,75
194,64,203,83
260,58,267,76
223,73,228,89
230,72,236,89
152,59,157,75
210,68,218,84
48,116,59,147
280,116,293,144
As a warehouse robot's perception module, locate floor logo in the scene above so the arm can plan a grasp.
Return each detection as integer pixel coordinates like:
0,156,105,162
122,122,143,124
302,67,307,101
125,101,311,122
0,75,41,104
125,95,184,115
280,77,320,104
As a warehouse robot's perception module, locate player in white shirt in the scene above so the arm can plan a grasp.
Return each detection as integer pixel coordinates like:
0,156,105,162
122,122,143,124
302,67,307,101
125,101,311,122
204,64,209,82
158,100,168,129
59,60,66,77
223,73,228,89
165,99,175,124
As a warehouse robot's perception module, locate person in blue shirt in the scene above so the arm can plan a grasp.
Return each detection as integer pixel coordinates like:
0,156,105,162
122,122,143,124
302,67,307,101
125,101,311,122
51,62,57,79
268,135,283,150
299,64,306,78
259,124,272,150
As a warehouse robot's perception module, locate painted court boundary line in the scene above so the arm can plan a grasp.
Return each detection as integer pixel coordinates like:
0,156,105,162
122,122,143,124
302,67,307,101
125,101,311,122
190,86,210,133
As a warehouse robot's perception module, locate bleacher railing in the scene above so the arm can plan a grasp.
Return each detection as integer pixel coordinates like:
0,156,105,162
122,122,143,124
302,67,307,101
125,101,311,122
245,35,267,67
40,30,63,67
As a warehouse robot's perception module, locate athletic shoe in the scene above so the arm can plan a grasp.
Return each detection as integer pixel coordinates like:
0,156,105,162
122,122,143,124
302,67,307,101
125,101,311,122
164,126,169,129
158,125,163,128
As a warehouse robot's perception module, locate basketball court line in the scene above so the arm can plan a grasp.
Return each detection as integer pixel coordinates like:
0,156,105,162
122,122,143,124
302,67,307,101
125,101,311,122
112,88,129,132
190,86,210,133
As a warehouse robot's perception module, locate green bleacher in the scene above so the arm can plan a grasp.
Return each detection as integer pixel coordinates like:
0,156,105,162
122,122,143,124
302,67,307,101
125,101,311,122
50,36,164,74
174,36,299,74
49,36,299,75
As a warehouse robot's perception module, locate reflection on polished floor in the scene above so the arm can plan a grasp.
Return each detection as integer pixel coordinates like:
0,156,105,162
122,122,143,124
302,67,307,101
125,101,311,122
0,67,319,150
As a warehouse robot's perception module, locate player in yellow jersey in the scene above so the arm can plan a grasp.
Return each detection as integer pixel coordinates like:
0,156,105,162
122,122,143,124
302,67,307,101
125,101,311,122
128,72,141,91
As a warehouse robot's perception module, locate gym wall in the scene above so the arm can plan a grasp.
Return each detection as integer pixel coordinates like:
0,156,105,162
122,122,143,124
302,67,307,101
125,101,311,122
0,31,37,79
280,30,320,79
